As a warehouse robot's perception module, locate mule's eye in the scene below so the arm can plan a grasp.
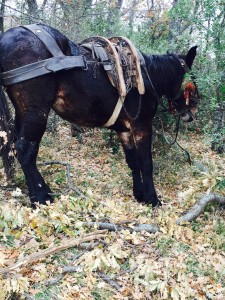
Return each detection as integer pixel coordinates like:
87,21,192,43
180,60,186,68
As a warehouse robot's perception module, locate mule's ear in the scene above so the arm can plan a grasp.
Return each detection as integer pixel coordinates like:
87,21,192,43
185,46,197,69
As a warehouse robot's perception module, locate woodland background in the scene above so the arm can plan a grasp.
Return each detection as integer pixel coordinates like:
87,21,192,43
0,1,225,300
0,0,224,151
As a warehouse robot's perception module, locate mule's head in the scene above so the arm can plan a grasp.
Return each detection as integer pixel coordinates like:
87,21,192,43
169,46,200,122
169,75,200,122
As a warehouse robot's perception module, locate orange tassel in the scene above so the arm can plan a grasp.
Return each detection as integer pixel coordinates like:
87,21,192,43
184,82,195,105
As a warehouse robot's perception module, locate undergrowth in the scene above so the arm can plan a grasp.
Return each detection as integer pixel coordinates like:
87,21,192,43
0,125,224,300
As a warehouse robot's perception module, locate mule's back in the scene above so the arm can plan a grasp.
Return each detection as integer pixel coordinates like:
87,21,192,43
0,25,72,72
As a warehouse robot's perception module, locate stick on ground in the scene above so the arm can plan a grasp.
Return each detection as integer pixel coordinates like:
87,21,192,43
83,221,160,233
0,231,107,275
177,193,225,224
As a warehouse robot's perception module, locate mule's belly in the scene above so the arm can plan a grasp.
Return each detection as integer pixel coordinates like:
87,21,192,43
53,95,111,127
53,96,88,125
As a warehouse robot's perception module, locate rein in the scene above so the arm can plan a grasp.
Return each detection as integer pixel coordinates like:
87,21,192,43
158,116,192,165
142,56,191,114
142,64,161,101
142,57,194,164
143,57,199,118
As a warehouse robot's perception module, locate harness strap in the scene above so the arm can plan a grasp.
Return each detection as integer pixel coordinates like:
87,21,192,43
2,56,86,86
103,96,125,127
81,36,127,98
81,37,146,127
1,24,86,86
22,24,65,57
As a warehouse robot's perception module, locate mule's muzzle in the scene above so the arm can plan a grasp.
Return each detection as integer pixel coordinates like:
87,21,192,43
181,106,198,122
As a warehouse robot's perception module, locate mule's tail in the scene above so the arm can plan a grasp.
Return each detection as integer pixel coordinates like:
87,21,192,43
0,84,14,181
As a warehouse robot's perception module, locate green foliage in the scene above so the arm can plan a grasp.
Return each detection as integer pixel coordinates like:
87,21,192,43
185,256,200,276
156,237,175,256
54,171,66,185
216,177,225,190
92,288,112,300
168,0,225,152
34,286,60,300
101,129,120,154
216,218,225,236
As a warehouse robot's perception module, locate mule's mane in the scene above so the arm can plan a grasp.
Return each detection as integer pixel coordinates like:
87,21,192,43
142,53,184,97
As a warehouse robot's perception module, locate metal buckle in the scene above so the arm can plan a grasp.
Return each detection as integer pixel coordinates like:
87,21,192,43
83,56,88,71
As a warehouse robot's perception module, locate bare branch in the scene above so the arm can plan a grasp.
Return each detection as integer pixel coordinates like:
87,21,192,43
38,160,86,197
177,194,225,224
44,251,87,287
79,240,108,250
83,221,160,233
0,231,106,275
98,271,121,291
115,266,138,277
40,0,48,11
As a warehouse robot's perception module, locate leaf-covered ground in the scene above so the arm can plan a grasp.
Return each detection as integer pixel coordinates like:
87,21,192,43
0,124,225,300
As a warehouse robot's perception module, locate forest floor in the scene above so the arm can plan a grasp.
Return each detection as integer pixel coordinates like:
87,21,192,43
0,123,225,300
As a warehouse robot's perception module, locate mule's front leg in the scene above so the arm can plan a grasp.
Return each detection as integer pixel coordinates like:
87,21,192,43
16,138,53,206
118,132,143,202
135,132,161,207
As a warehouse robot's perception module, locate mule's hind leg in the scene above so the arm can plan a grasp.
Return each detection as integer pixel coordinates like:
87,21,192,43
117,131,144,202
15,109,53,206
16,140,53,206
8,79,56,206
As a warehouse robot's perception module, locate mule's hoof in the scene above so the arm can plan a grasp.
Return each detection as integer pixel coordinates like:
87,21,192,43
151,196,162,208
134,191,144,203
136,196,144,203
135,194,162,207
30,193,54,208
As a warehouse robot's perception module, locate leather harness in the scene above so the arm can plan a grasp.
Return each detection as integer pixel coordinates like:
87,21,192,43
1,24,86,86
1,24,145,127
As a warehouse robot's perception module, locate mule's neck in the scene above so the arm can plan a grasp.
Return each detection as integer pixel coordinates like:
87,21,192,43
143,53,185,99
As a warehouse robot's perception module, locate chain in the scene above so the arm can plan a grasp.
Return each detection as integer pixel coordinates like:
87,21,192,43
93,62,97,78
120,51,132,93
86,61,99,79
122,94,142,121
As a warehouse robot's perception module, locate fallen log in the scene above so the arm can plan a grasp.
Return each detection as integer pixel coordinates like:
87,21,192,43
83,221,160,233
177,193,225,224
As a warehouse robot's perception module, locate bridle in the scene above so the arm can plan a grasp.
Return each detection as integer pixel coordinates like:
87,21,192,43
143,57,199,117
166,60,200,117
143,56,200,164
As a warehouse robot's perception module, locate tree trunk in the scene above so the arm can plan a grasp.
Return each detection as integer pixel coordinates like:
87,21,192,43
167,0,180,45
211,103,225,153
106,0,123,36
128,0,137,34
26,0,39,23
211,6,225,153
0,0,5,33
